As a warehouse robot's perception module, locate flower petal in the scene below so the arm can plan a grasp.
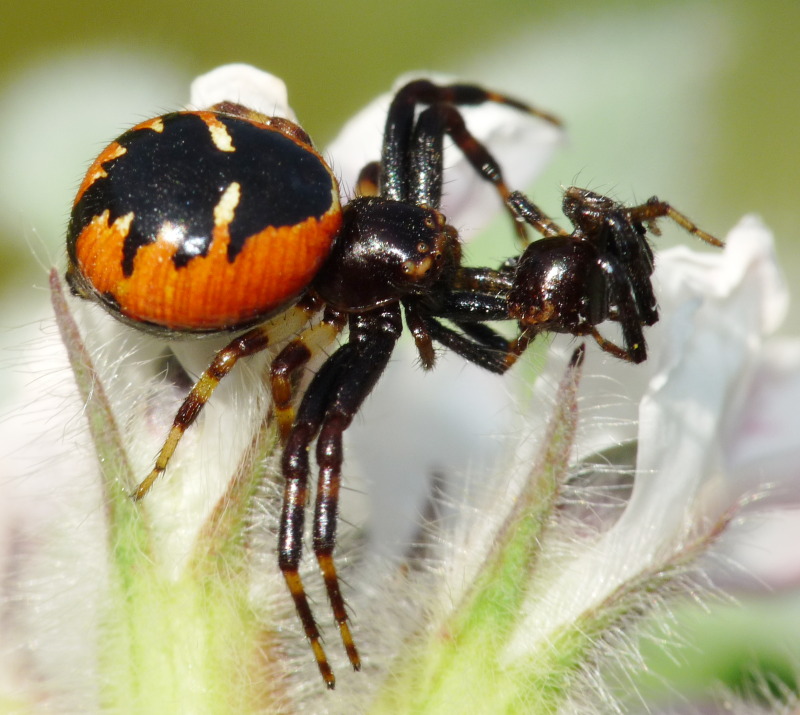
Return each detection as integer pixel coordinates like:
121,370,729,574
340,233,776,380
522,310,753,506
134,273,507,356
724,336,800,507
189,64,297,121
507,218,783,642
632,216,787,541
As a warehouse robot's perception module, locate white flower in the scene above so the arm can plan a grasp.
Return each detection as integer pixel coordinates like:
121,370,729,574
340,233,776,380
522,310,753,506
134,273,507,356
188,63,297,122
2,63,797,714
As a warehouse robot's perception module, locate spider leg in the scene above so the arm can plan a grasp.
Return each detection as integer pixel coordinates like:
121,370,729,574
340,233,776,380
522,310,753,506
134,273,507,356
420,316,508,373
451,319,541,371
280,349,346,689
355,161,380,197
454,320,512,353
131,298,318,500
508,190,571,238
601,213,659,327
279,307,403,686
270,307,347,443
403,301,437,369
404,296,515,373
407,106,443,207
452,265,515,293
417,288,539,371
624,197,723,247
432,288,509,321
381,80,561,203
588,327,639,362
593,253,648,363
409,104,529,242
407,288,519,374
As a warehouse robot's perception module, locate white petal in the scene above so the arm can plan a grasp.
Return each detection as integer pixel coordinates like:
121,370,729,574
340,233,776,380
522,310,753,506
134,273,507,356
719,507,800,591
325,72,563,239
189,64,297,121
711,337,800,590
725,338,800,494
632,216,787,538
655,215,788,336
516,218,784,638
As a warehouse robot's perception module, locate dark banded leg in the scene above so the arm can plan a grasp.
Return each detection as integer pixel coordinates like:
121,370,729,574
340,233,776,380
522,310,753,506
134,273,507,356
279,346,348,689
132,327,270,500
594,250,650,363
279,307,402,687
270,308,347,443
590,327,639,362
453,265,515,293
410,104,529,242
453,321,511,352
625,197,724,247
313,413,359,672
381,79,561,203
599,213,658,328
355,161,380,197
131,299,320,500
403,301,436,369
411,289,536,372
414,313,510,374
508,190,570,239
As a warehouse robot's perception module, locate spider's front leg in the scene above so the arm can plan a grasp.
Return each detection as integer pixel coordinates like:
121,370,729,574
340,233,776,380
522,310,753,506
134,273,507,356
381,80,561,204
279,306,402,688
381,80,562,245
621,195,724,248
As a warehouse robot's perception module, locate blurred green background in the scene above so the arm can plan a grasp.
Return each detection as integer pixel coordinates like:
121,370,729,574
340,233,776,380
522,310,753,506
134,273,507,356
1,0,798,709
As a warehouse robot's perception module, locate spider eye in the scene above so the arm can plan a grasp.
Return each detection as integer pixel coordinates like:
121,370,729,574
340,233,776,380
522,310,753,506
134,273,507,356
423,215,437,230
416,241,429,254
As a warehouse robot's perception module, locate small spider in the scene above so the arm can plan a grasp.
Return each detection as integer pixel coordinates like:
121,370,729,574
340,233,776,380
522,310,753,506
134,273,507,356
66,76,721,688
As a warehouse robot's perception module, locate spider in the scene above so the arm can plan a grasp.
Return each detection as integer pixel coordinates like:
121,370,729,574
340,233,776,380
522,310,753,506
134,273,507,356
66,77,721,688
